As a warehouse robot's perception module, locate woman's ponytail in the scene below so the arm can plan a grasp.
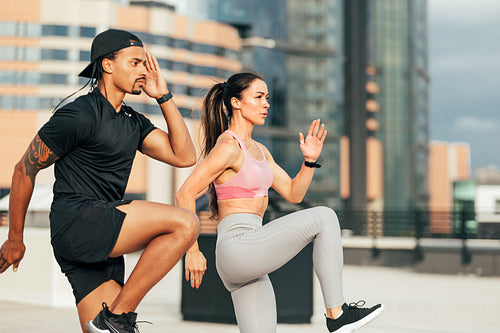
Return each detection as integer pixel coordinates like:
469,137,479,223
201,82,229,157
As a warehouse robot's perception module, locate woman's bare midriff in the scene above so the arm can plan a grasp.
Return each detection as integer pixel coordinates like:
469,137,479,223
217,196,269,222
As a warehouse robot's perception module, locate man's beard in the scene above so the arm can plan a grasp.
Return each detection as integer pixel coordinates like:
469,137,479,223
131,78,144,95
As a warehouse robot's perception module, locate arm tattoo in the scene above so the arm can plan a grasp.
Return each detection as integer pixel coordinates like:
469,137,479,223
23,135,59,184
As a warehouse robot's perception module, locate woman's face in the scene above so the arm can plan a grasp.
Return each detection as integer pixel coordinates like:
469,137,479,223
234,79,270,126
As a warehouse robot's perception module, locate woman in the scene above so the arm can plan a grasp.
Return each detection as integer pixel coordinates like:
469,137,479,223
175,72,384,332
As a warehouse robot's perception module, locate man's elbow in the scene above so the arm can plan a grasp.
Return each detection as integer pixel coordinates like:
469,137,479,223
13,159,26,179
175,155,196,168
185,154,196,167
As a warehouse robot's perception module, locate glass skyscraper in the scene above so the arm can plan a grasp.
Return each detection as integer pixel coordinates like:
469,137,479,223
369,0,429,233
285,0,343,207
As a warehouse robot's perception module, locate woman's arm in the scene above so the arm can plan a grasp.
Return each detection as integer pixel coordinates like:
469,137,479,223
175,136,241,288
266,119,326,203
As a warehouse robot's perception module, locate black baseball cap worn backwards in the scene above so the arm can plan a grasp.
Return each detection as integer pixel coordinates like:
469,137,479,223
79,29,144,78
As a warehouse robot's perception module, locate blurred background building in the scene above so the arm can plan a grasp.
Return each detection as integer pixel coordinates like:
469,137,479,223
428,141,470,235
475,166,500,238
340,0,429,235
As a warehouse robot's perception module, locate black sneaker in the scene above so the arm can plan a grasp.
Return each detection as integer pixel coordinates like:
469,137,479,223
326,301,384,333
86,302,140,333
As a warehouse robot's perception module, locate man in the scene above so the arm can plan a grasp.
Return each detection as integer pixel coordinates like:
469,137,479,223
0,29,200,333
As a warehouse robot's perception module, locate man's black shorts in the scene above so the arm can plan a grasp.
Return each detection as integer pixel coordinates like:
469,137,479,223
50,198,132,304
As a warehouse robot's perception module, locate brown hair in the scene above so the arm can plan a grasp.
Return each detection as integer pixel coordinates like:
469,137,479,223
201,72,264,218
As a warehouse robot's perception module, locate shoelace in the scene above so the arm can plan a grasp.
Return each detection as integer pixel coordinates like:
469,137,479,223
347,300,366,309
130,320,152,333
101,302,152,333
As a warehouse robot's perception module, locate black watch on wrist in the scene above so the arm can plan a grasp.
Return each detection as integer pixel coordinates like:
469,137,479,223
157,92,173,104
304,160,321,168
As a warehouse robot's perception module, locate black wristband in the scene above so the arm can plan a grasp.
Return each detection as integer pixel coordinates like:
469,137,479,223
304,160,321,168
156,92,173,104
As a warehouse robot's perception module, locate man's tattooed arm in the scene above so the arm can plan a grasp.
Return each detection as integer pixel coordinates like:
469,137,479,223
23,135,59,184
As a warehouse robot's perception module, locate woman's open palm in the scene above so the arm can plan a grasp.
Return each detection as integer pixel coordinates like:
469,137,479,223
299,119,327,161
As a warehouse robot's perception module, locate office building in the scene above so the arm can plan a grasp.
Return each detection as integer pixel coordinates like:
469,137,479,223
475,166,500,238
428,141,470,234
341,0,430,235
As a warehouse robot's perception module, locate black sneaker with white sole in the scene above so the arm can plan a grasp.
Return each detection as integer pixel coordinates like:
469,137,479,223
326,301,384,333
86,302,141,333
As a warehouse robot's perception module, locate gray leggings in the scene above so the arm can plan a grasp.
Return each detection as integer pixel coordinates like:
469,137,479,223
215,206,344,333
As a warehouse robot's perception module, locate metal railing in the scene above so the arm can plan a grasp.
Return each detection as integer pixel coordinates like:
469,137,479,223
336,207,500,265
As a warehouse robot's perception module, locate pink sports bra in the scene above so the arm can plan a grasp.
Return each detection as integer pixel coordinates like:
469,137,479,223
214,130,273,200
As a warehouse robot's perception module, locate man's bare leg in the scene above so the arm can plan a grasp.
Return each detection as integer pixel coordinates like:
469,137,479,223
109,201,199,314
77,280,122,333
81,200,198,332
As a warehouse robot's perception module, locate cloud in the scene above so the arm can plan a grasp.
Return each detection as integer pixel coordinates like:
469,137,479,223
453,116,497,132
429,0,500,25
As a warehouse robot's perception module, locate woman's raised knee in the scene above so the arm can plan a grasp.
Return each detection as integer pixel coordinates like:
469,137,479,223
313,206,340,228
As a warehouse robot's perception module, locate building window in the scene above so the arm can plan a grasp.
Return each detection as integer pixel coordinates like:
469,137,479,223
39,97,60,109
22,72,40,85
190,65,217,76
169,83,187,95
157,58,172,70
26,23,41,37
42,24,69,37
23,47,39,61
79,50,91,61
495,199,500,214
41,73,68,85
0,95,15,109
41,49,69,61
79,26,96,38
0,70,16,84
24,96,39,110
172,61,189,72
0,46,16,61
132,31,152,44
152,34,173,47
0,21,16,36
191,43,218,55
174,39,189,50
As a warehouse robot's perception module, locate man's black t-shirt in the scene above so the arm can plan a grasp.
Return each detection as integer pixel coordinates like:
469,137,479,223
39,89,155,202
38,89,156,241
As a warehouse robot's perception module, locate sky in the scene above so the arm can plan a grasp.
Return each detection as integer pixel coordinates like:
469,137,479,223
428,0,500,174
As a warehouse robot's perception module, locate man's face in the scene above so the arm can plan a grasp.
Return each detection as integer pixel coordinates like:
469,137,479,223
108,46,147,95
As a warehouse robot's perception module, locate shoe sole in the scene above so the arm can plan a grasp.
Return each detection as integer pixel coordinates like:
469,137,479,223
334,304,385,333
85,321,113,333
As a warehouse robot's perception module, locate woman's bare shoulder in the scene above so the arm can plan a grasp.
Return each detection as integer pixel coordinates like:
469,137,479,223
209,132,242,161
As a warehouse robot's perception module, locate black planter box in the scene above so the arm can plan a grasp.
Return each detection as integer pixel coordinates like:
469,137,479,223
181,233,313,324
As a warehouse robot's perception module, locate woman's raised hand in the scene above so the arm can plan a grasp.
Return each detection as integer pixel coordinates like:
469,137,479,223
299,119,327,162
